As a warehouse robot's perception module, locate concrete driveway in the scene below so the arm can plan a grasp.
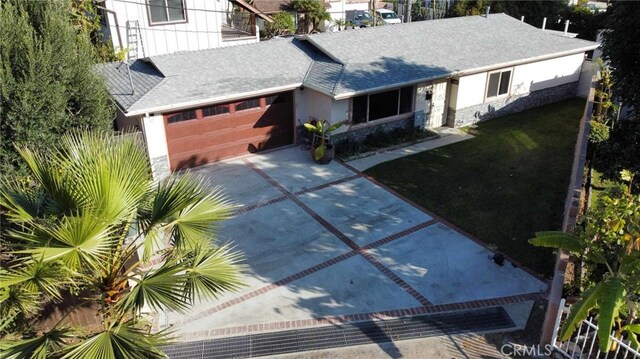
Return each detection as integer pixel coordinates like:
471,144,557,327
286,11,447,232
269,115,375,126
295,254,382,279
158,146,547,341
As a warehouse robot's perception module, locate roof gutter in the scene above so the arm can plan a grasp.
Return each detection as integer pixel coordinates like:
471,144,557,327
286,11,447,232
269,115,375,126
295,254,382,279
124,83,302,116
332,45,599,100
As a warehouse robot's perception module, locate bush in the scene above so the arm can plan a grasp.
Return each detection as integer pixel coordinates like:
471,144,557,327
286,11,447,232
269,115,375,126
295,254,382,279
335,127,435,158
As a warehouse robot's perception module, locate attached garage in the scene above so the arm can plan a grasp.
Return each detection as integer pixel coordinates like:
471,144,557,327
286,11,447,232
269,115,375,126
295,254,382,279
163,92,294,170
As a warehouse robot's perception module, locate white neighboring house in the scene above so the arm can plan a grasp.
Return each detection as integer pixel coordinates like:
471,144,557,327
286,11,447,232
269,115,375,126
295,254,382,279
97,0,272,59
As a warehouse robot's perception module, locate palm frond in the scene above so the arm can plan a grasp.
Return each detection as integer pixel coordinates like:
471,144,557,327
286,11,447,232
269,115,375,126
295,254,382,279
142,175,235,253
60,132,151,223
0,178,44,223
1,327,75,359
16,214,114,273
0,261,68,301
118,261,190,315
597,278,626,352
61,320,172,359
15,146,77,216
529,231,585,254
183,245,245,301
560,281,605,341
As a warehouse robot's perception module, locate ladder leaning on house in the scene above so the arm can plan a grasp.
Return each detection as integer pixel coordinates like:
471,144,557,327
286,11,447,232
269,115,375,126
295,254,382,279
126,20,145,60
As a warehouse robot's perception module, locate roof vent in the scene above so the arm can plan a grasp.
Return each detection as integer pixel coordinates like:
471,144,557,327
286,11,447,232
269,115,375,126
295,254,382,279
542,17,547,31
485,6,490,17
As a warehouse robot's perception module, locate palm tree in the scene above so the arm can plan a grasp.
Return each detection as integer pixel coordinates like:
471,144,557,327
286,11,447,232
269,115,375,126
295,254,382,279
0,131,244,358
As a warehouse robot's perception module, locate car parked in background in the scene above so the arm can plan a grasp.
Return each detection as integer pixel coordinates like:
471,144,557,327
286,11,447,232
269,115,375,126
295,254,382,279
375,9,401,25
346,10,374,28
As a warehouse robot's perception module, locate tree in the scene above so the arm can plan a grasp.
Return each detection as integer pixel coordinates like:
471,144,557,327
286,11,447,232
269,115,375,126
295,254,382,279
601,1,640,111
264,12,296,38
411,0,428,21
0,131,244,358
0,0,114,180
593,116,640,194
530,190,640,351
292,0,331,33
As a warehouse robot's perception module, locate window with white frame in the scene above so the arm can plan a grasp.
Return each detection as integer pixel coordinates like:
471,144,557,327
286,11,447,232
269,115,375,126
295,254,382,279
486,69,512,99
148,0,187,24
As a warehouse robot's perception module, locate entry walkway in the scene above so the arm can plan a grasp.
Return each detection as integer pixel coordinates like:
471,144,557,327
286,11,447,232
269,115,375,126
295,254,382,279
347,127,474,171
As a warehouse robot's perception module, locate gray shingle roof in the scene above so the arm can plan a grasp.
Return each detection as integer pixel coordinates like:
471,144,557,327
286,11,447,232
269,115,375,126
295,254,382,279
305,13,598,97
96,60,164,111
100,13,598,115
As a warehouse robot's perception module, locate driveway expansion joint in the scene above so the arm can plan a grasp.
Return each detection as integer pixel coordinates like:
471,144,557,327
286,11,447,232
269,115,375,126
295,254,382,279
242,158,437,307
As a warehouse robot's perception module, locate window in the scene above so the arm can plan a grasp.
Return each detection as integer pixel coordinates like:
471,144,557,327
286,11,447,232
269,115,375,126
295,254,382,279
486,69,512,99
235,98,261,111
166,110,196,124
202,104,230,117
351,86,414,124
148,0,186,24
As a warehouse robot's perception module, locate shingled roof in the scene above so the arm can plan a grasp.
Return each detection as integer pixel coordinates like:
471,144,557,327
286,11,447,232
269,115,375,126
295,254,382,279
99,13,598,116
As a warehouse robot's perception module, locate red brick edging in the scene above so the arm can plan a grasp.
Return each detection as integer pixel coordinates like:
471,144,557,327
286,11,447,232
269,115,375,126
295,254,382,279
176,292,542,340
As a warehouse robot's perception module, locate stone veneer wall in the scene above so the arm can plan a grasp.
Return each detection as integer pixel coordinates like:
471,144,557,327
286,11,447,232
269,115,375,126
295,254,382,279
331,117,414,144
447,82,578,128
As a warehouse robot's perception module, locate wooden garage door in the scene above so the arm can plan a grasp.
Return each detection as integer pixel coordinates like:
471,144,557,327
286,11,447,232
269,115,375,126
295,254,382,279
165,92,294,170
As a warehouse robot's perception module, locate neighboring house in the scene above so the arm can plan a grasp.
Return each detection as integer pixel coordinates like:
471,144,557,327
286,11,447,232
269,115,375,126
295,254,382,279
96,0,271,59
98,13,598,177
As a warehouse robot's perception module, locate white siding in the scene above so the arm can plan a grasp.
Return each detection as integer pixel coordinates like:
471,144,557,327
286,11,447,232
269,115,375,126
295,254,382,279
103,0,258,58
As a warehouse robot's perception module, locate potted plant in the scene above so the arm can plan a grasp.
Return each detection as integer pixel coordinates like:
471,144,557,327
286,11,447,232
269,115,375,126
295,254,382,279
304,119,343,164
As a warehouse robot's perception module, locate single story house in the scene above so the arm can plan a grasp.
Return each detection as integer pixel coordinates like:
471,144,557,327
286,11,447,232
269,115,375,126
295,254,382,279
98,13,598,177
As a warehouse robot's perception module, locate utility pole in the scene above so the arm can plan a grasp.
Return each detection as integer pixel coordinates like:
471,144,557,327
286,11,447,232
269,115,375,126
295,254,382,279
370,0,376,26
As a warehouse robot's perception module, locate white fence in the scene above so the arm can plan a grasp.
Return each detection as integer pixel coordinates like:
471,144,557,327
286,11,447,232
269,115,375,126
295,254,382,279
552,298,640,358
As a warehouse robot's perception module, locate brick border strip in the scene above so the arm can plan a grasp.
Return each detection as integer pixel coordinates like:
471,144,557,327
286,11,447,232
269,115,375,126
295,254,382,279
338,159,551,286
174,218,439,327
176,292,542,340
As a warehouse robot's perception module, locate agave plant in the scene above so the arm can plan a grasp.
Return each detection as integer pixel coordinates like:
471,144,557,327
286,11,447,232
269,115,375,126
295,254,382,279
0,131,245,358
529,190,640,351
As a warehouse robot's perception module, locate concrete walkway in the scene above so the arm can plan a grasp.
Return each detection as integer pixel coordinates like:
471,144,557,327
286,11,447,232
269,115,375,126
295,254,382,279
160,146,546,350
347,127,474,171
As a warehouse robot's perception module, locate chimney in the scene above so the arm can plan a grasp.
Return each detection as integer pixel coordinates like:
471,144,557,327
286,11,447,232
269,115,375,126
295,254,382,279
542,17,547,31
485,6,490,17
564,20,570,35
520,15,524,22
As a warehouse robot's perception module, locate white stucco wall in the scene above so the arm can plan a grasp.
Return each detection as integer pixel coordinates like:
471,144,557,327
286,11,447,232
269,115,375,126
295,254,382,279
452,53,585,110
454,72,486,109
103,0,258,58
510,53,583,95
141,114,170,180
295,88,332,124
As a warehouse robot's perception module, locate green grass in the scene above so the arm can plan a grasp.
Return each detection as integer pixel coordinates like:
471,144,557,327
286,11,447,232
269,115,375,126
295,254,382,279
366,98,586,277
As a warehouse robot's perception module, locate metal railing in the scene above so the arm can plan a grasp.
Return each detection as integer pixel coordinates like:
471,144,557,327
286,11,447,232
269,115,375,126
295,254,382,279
552,298,640,358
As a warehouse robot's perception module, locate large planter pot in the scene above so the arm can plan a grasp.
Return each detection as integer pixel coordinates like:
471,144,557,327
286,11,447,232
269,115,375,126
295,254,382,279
310,144,335,164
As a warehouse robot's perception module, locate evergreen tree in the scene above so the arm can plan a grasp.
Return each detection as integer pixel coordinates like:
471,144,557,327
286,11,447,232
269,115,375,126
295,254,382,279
0,0,114,179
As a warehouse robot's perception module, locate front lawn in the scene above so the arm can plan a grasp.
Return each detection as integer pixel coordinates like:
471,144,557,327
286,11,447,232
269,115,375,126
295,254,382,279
366,98,586,277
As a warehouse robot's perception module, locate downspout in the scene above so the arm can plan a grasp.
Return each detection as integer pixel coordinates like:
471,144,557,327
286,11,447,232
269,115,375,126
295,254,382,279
96,5,123,51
